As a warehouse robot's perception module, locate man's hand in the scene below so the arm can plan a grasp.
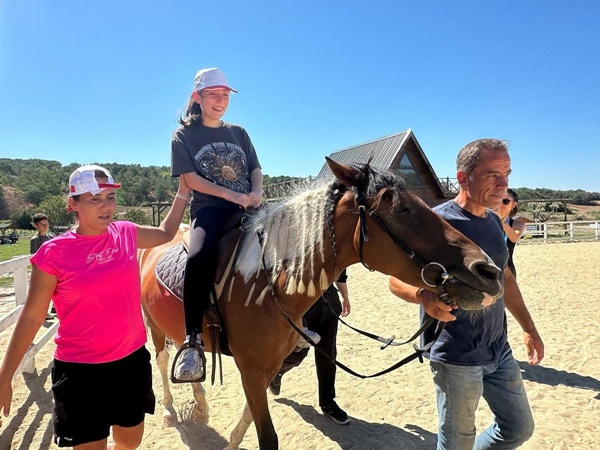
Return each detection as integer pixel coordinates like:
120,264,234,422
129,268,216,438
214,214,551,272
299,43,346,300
524,330,544,365
418,289,458,322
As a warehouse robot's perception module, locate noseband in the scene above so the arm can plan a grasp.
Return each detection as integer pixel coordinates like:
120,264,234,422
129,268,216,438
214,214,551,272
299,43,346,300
355,191,452,301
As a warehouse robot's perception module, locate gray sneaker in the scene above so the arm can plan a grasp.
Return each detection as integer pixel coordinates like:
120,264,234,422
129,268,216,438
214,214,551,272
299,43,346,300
295,328,321,350
173,347,205,382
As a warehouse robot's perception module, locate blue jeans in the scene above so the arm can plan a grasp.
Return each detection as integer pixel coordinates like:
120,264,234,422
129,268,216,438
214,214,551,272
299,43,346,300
430,348,534,450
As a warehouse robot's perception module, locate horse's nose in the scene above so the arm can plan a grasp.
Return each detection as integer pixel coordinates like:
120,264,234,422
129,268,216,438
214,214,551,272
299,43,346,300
472,261,501,283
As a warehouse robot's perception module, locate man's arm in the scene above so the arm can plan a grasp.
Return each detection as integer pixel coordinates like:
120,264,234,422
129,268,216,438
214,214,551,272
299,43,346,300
388,277,457,322
503,268,544,365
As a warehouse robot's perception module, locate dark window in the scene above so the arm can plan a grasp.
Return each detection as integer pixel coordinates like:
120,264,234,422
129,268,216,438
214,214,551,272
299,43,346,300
395,153,424,186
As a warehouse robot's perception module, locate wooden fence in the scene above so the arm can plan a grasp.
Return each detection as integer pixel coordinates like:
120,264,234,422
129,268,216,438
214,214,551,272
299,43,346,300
0,255,58,377
521,220,599,243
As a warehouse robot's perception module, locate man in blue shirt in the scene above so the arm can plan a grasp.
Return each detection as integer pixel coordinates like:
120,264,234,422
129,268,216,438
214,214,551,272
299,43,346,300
390,138,544,450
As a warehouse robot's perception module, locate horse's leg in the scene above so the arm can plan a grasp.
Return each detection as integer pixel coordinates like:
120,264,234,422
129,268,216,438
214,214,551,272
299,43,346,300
191,381,209,424
237,369,278,450
226,402,253,450
152,330,177,426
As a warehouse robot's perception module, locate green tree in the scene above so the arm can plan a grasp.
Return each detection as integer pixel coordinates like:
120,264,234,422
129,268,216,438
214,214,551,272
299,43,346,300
18,166,64,205
123,208,152,225
38,195,73,231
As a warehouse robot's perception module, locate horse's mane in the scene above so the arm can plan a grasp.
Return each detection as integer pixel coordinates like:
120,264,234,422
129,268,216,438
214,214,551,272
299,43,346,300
243,163,407,296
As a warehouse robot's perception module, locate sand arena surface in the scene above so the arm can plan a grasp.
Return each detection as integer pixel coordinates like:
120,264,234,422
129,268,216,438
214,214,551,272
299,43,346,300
1,241,599,449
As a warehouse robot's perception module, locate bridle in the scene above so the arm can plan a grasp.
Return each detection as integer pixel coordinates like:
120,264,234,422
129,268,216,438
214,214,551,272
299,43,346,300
354,190,453,303
271,187,457,379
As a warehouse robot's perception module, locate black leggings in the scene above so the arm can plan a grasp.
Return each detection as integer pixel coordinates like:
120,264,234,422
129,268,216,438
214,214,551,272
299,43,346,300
183,206,238,335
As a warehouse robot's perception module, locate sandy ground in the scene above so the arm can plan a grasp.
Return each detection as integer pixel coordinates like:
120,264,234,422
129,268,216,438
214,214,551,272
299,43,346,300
1,241,599,450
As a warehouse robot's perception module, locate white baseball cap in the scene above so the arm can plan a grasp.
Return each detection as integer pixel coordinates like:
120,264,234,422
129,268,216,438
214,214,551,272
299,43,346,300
193,67,238,93
69,164,121,197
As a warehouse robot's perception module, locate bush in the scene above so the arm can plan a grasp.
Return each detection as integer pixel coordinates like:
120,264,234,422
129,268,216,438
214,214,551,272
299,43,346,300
123,208,152,225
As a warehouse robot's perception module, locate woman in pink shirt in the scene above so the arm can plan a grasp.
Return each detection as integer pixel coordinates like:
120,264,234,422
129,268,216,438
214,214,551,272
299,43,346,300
0,165,191,450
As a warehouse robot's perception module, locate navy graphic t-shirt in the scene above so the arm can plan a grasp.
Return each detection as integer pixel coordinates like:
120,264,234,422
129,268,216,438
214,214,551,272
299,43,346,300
171,122,261,215
422,200,509,366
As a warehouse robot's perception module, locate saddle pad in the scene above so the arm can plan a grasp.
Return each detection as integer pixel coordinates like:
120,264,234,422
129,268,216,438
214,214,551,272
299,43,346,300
155,243,187,302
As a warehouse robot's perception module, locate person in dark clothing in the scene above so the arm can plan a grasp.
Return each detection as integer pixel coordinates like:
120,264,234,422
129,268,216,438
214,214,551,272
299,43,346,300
269,270,351,425
496,188,526,278
170,67,263,382
30,213,54,255
389,139,543,449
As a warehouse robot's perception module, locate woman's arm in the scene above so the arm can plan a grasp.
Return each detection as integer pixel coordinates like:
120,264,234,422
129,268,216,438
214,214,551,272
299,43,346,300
334,281,351,317
0,266,56,416
503,219,526,243
136,177,192,249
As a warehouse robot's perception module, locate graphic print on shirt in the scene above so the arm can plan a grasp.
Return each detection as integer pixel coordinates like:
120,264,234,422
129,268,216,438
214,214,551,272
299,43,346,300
86,247,120,265
194,141,251,193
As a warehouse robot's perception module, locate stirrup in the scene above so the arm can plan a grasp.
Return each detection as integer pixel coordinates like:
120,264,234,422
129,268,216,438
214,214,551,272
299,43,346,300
170,332,207,384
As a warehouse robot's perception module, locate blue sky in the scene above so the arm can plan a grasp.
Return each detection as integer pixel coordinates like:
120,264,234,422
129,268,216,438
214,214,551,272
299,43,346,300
1,1,599,191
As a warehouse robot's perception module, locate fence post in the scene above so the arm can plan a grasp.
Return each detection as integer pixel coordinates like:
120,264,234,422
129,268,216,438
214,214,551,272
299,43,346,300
543,223,548,242
569,222,574,241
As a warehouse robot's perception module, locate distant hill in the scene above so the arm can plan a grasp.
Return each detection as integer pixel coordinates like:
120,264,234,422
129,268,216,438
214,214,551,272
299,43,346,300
0,158,300,221
1,157,598,222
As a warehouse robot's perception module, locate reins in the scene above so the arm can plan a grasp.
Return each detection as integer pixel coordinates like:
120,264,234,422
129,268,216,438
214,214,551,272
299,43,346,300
269,187,456,379
272,294,445,379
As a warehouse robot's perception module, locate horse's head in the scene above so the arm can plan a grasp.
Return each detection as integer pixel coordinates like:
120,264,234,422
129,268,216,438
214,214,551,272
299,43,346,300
327,158,503,310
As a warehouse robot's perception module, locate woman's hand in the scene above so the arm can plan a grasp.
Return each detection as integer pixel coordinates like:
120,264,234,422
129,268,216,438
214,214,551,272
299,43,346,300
176,176,192,198
0,378,13,422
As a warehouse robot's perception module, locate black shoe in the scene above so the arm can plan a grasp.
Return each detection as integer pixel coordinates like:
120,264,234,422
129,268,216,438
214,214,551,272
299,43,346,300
269,374,282,396
321,402,350,425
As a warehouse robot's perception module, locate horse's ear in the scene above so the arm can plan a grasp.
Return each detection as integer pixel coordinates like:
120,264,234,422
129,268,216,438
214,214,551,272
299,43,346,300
326,157,360,187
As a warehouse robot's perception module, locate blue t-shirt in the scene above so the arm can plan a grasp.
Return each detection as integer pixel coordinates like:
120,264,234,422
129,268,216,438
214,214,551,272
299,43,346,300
422,200,509,366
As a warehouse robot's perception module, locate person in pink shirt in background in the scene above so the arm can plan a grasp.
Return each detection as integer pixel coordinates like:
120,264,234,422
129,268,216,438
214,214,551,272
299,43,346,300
0,165,191,450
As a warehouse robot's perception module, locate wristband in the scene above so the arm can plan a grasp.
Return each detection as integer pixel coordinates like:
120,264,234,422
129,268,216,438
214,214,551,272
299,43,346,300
175,193,190,204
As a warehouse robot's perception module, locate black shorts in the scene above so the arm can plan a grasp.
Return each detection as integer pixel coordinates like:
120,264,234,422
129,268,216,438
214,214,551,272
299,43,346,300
51,346,155,447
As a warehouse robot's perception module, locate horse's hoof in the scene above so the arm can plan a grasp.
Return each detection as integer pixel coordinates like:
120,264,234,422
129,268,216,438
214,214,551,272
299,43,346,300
162,409,177,427
193,406,209,425
223,445,239,450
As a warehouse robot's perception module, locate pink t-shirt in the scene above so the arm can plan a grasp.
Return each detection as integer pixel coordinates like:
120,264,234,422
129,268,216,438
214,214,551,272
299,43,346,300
31,221,146,363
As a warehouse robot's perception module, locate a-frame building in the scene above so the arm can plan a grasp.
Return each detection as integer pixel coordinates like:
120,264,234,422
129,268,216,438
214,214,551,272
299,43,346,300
315,129,453,207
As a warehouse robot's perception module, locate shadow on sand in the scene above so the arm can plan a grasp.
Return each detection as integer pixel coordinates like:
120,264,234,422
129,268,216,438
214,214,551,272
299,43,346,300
275,398,437,450
0,366,55,450
518,360,600,400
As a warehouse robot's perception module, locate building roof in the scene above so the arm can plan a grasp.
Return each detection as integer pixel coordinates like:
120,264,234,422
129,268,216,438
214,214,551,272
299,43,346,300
315,130,410,182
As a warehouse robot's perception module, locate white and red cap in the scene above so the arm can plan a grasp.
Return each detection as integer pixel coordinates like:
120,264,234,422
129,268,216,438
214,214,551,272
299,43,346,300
193,67,238,93
68,164,121,197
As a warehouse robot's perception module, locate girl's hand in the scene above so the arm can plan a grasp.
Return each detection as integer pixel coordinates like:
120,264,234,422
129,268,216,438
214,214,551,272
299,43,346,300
229,192,251,209
247,191,262,208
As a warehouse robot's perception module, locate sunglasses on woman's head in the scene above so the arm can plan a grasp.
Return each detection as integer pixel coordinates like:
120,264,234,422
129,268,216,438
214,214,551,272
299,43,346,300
501,199,511,205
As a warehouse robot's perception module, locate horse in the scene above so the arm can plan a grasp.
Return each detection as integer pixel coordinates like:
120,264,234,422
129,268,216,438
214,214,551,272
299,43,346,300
139,158,504,450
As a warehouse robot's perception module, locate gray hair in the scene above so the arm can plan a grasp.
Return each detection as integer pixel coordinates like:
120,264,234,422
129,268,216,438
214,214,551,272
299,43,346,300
456,138,509,174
